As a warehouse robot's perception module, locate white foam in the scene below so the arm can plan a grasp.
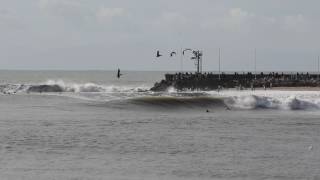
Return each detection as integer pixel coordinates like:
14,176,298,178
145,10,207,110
210,90,320,110
2,81,320,111
166,86,177,93
43,79,150,93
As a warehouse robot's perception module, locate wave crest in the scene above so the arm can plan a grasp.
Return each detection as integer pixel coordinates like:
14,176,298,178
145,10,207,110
1,80,320,111
129,96,226,109
44,80,107,93
224,94,320,110
0,80,150,94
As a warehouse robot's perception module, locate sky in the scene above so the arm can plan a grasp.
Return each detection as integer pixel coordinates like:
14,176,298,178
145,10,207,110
1,0,320,72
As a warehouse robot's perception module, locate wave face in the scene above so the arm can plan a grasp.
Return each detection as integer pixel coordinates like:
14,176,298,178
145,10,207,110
126,95,320,111
34,80,150,93
0,80,149,94
129,96,226,110
127,90,320,111
223,95,320,110
219,91,320,110
1,80,320,111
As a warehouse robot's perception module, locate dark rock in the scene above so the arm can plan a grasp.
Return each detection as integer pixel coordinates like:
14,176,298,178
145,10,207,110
27,85,64,93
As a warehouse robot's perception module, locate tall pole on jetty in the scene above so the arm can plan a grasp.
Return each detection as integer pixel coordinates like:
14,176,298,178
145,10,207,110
200,50,203,73
219,48,221,80
317,56,320,82
180,48,183,72
254,48,257,79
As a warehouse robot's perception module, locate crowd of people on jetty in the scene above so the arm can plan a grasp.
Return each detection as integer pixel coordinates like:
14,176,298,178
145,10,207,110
151,71,320,91
166,72,319,82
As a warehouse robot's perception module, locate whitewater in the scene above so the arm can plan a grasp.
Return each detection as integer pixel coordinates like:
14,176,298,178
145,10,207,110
2,79,320,111
1,70,320,180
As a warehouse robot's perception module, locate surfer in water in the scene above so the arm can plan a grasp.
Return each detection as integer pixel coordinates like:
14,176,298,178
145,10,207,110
117,69,123,79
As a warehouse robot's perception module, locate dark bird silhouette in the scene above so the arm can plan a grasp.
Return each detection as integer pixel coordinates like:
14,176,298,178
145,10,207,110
183,48,192,55
156,51,162,58
170,51,177,57
117,68,123,79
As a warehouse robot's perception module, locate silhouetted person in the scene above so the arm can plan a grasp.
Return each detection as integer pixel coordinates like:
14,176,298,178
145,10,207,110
117,69,122,79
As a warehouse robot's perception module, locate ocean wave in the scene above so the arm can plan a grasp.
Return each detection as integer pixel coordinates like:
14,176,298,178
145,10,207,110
41,80,150,93
223,93,320,110
224,95,279,110
0,80,150,94
129,96,226,109
1,81,320,111
126,95,320,111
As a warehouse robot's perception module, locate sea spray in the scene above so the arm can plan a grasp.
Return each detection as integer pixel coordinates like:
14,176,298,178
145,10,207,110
224,95,280,110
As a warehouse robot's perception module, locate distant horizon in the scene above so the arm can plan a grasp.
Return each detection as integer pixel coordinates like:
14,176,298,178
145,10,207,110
0,68,319,73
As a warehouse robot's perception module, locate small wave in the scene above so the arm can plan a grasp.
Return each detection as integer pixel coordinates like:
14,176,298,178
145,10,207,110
1,81,320,111
224,93,320,110
285,96,319,110
129,96,226,109
40,80,149,93
224,95,280,110
129,94,316,111
84,93,320,111
0,80,150,94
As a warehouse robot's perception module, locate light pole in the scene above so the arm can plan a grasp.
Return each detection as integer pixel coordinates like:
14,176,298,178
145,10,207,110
317,56,320,82
183,48,203,74
219,48,221,80
180,48,183,72
254,48,257,79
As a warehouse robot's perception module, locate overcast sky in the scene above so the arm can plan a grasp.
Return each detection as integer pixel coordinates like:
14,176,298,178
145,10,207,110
1,0,320,71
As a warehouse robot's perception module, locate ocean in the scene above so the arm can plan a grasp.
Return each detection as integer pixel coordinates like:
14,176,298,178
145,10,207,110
0,70,320,180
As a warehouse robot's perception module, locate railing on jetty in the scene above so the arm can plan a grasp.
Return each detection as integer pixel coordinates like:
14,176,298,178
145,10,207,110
151,72,320,91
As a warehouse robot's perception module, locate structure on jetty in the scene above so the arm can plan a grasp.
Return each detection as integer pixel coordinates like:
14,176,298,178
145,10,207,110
151,49,320,91
151,72,320,91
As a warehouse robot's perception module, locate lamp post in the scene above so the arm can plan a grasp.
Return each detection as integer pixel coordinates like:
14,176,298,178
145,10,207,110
183,48,203,74
219,48,221,80
317,56,320,82
254,48,257,80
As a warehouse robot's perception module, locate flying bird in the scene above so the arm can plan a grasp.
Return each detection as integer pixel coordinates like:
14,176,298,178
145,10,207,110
183,48,192,55
117,68,123,79
156,51,162,58
170,51,177,57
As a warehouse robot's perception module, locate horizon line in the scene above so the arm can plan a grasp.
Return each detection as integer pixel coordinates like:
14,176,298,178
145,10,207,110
0,69,318,73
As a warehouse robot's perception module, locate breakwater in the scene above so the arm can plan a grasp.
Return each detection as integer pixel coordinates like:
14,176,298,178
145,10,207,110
151,72,320,91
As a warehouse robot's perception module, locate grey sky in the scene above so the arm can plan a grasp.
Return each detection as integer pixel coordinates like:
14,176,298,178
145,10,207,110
1,0,320,71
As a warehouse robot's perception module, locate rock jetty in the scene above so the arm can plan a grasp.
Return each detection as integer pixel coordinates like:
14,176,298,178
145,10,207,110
151,72,320,91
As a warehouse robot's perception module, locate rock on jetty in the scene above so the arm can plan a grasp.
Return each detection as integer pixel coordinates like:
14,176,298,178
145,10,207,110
27,85,64,93
151,72,320,91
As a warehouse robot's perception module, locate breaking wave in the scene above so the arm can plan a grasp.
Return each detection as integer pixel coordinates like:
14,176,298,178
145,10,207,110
0,80,150,94
127,94,320,111
129,96,226,109
221,90,320,110
0,80,320,111
125,89,320,111
42,80,149,93
224,95,320,110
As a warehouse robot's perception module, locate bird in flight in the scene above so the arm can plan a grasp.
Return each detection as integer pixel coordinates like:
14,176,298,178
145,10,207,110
183,48,192,55
156,51,162,58
170,51,177,57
